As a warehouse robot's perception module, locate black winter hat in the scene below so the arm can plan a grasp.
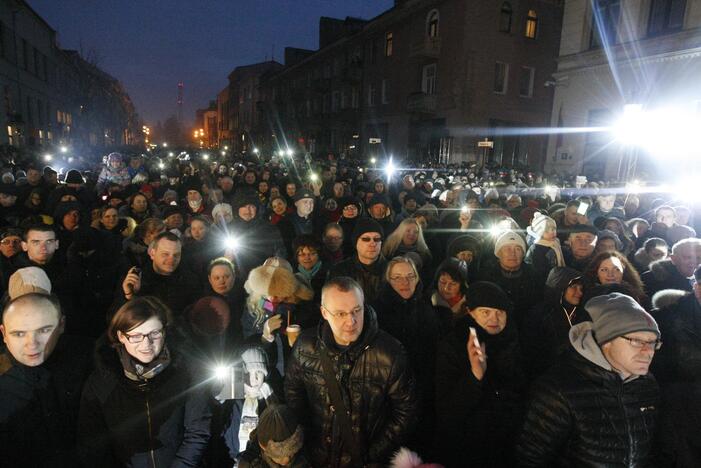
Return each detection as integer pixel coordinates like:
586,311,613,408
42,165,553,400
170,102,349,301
293,188,314,202
466,281,512,312
564,223,598,236
161,205,183,220
447,234,481,259
352,217,384,246
53,201,81,222
367,193,390,208
231,189,259,211
65,169,84,185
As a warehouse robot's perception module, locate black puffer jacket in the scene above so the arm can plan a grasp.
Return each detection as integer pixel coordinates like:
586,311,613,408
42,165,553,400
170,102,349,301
517,322,659,467
327,256,388,303
642,258,693,297
77,337,212,468
434,314,526,468
284,306,418,467
651,293,701,467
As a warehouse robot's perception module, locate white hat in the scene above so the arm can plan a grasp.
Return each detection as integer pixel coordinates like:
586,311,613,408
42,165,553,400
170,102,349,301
8,267,52,300
494,230,526,256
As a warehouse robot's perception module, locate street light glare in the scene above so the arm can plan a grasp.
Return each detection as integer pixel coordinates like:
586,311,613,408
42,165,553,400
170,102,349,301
384,158,396,181
162,142,168,147
286,149,294,157
60,146,68,153
44,154,53,162
252,148,259,154
202,153,209,160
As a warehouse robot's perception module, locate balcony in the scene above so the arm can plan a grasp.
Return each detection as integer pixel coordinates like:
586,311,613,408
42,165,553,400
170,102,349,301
406,92,437,114
410,37,441,59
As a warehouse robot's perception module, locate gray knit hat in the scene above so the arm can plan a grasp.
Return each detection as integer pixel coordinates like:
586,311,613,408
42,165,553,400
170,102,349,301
585,293,660,345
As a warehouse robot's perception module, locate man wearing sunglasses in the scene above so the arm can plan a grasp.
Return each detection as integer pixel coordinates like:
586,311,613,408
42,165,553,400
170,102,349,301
328,218,387,302
518,293,661,467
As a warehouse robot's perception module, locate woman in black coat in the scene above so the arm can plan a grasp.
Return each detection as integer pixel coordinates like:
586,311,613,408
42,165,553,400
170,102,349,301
78,296,212,468
371,255,441,458
434,281,526,468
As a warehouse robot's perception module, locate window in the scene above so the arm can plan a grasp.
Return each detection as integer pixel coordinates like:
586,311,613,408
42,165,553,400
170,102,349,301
590,0,621,48
351,87,360,108
499,2,513,33
519,66,535,97
385,32,393,57
427,10,440,38
494,62,509,94
648,0,686,35
525,10,538,38
381,79,389,104
368,83,377,106
421,64,437,95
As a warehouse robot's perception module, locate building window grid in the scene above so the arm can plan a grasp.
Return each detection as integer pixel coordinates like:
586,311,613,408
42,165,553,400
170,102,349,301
427,10,440,38
525,10,538,39
648,0,686,36
590,0,621,48
385,32,393,57
422,64,437,95
368,83,376,107
519,66,535,97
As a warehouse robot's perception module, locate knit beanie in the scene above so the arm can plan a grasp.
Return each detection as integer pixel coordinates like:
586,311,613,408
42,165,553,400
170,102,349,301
211,203,233,221
65,169,84,185
466,281,512,312
585,293,660,345
256,404,304,460
493,230,526,256
597,229,623,251
231,189,259,211
367,193,390,209
241,346,268,376
8,267,52,300
352,217,384,245
527,212,556,240
187,296,231,337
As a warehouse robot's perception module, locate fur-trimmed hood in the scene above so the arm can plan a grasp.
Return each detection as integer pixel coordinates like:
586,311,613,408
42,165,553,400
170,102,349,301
244,264,313,303
651,289,688,310
648,258,679,282
634,248,654,270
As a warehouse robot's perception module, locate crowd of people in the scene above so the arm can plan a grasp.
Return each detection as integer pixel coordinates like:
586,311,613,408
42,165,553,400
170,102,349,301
0,148,700,467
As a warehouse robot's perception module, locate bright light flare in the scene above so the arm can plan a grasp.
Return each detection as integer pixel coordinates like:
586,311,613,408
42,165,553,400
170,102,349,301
489,225,503,237
158,162,165,169
214,365,228,380
60,146,68,153
310,173,319,182
162,142,168,147
286,149,294,157
384,158,396,182
168,152,174,157
44,154,53,162
225,236,240,251
202,153,209,160
370,157,377,164
252,148,259,154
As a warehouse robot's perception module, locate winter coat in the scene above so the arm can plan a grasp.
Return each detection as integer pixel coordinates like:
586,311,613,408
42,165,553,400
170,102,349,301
477,260,541,330
633,247,656,273
284,306,418,467
327,255,388,303
123,234,151,269
238,428,311,468
516,322,660,467
521,267,590,377
77,337,212,468
112,261,202,317
0,336,93,468
651,293,701,467
229,217,287,278
434,314,526,468
642,258,693,297
277,211,323,258
372,282,440,456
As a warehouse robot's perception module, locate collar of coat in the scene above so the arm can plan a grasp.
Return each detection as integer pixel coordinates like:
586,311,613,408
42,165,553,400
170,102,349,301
316,304,379,358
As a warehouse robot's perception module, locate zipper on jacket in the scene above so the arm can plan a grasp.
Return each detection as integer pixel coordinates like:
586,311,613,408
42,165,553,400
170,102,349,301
146,396,156,468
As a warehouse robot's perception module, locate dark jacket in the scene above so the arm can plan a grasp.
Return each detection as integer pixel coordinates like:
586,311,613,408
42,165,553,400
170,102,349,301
651,293,701,467
327,256,388,303
229,217,286,278
0,335,93,468
434,314,526,468
522,267,589,377
517,322,659,467
77,337,212,468
642,258,693,297
477,260,541,330
284,306,418,467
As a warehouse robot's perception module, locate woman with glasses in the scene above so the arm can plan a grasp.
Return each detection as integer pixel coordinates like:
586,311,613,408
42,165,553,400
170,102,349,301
434,281,526,467
78,296,211,467
372,255,440,458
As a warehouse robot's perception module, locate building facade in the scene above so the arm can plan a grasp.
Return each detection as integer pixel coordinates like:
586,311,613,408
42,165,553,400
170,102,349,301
256,0,563,168
0,0,140,149
544,0,701,178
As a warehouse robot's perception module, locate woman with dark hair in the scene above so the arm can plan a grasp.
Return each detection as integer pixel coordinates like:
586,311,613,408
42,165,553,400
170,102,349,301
78,296,212,467
431,258,469,328
123,217,166,268
203,257,245,343
118,192,158,224
268,196,292,225
22,187,46,217
582,251,648,307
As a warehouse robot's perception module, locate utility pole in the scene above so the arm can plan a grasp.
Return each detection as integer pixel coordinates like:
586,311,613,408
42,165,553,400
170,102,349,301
177,82,184,124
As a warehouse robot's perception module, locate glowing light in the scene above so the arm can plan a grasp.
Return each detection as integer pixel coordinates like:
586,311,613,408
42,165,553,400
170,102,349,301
221,151,226,156
489,225,503,237
286,149,294,157
60,146,68,153
225,236,239,251
67,157,74,163
162,142,168,147
168,152,174,157
370,157,377,164
310,173,319,182
44,154,53,162
214,366,228,380
202,153,209,160
252,148,259,154
224,146,229,150
278,150,285,157
158,162,165,169
384,158,396,182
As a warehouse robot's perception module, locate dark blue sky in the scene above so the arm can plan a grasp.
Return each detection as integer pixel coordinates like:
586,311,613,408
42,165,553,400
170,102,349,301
28,0,393,127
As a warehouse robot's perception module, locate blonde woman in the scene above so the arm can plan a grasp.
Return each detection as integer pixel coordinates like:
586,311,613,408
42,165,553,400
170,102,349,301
382,217,432,268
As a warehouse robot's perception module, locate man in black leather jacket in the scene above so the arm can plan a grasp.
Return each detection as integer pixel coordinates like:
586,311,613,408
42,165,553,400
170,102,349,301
517,293,661,467
284,276,417,467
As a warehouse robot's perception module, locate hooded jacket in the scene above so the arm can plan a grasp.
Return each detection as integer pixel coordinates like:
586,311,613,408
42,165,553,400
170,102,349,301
77,336,211,468
642,258,693,297
284,306,418,467
327,255,388,304
517,322,659,467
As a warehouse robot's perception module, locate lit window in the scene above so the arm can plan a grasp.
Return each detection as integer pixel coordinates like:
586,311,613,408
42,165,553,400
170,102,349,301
525,10,538,38
385,32,393,57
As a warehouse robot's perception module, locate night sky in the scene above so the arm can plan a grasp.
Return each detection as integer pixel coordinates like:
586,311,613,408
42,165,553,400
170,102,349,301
27,0,394,127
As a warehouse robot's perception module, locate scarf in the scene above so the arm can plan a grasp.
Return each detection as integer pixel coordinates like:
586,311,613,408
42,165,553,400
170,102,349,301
297,261,322,282
536,237,565,267
117,344,171,382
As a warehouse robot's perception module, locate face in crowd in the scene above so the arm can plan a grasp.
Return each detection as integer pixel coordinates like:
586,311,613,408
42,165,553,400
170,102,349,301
388,261,419,300
22,229,59,265
208,264,235,295
321,285,364,346
356,231,382,264
117,316,165,364
469,306,507,335
569,232,597,260
1,296,64,367
148,238,182,275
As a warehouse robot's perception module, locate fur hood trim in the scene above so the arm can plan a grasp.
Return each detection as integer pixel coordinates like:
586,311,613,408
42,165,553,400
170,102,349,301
651,289,688,310
244,264,313,303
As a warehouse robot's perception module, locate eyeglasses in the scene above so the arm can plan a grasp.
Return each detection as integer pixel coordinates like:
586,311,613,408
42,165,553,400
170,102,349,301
389,273,417,283
123,329,164,344
360,236,382,243
619,335,662,351
0,239,21,245
325,235,343,241
322,305,363,321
